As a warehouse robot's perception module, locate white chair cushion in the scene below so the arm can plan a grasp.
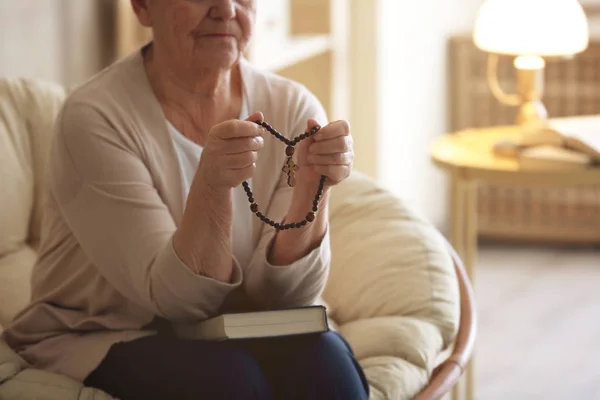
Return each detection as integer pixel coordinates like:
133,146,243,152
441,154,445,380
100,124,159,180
0,78,65,330
360,356,427,400
0,78,66,256
327,171,460,397
0,367,116,400
0,84,34,256
0,337,27,386
339,316,443,399
1,336,115,399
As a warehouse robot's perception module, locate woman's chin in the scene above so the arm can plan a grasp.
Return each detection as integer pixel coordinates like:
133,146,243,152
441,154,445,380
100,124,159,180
191,49,240,70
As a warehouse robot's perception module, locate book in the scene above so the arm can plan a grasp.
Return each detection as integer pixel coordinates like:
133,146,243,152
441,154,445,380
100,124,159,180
517,145,592,171
492,117,600,170
173,306,330,341
519,117,600,163
493,140,592,170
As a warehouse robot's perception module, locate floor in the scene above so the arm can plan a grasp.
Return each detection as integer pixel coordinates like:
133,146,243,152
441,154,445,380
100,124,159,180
475,243,600,400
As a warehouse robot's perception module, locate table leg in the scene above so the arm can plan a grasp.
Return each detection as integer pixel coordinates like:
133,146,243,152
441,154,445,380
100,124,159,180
449,176,478,400
450,175,466,257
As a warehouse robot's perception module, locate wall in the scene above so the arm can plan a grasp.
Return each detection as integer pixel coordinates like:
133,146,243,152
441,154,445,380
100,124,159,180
0,0,66,84
4,0,595,231
348,0,379,179
376,0,598,230
377,0,484,229
0,0,113,87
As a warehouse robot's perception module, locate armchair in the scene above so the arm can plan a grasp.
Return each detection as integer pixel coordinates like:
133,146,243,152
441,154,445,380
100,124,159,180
0,77,474,400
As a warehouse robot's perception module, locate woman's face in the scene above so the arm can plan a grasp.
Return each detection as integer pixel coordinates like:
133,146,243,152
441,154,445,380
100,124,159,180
137,0,256,70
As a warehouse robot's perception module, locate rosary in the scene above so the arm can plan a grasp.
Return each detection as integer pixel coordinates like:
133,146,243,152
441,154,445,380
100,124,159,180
241,120,326,231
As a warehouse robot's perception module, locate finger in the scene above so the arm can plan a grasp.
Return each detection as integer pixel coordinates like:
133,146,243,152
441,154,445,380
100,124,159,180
221,136,264,155
306,119,321,132
312,165,351,182
307,152,354,166
228,121,264,139
223,163,256,186
312,120,350,142
238,163,257,181
237,163,257,179
309,136,352,155
294,119,320,157
246,111,264,123
223,151,258,169
214,119,264,140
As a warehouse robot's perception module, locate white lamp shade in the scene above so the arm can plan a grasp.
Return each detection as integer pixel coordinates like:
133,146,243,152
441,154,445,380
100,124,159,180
473,0,589,57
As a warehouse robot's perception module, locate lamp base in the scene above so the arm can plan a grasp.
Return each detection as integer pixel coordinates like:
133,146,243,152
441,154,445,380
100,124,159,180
517,100,548,126
487,54,552,134
515,56,547,127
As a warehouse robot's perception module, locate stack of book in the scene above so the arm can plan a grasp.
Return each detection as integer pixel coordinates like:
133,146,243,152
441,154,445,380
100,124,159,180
493,116,600,171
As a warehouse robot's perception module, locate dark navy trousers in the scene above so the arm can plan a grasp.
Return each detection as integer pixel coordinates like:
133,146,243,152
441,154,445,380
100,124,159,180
84,331,370,400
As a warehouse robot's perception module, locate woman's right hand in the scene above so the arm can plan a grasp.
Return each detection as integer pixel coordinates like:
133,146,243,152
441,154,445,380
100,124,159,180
197,112,265,190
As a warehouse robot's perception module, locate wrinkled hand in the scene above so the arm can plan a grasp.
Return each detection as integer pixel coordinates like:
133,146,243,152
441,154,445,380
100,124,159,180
295,119,354,188
197,112,265,190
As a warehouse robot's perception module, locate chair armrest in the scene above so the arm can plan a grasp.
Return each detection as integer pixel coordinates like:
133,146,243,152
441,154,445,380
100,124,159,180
414,241,477,400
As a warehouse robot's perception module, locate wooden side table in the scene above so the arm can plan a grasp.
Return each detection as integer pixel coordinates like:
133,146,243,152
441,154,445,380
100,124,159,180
430,125,600,400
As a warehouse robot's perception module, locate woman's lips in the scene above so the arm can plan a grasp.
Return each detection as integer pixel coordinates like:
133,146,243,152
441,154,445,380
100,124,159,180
200,33,235,38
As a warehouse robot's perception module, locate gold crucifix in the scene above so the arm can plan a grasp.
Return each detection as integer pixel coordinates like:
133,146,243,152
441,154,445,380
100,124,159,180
282,157,297,187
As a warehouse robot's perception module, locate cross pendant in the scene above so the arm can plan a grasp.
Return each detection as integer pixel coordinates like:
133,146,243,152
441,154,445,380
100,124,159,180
282,157,297,187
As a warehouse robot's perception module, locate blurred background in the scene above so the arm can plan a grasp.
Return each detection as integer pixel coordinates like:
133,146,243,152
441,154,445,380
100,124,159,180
2,1,600,399
0,0,483,225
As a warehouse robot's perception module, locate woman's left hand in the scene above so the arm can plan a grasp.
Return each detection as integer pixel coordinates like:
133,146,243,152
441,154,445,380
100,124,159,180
295,119,354,189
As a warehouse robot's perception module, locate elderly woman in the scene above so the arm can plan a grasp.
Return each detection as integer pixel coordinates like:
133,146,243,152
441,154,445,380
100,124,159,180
3,0,369,399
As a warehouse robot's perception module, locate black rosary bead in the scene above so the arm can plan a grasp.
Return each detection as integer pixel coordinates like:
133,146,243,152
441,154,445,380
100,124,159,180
244,120,327,230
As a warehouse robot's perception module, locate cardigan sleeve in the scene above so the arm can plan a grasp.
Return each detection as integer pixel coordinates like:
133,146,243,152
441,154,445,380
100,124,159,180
50,101,242,321
243,84,332,308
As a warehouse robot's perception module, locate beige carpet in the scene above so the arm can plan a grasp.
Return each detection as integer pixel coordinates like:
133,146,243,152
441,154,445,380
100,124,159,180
475,243,600,400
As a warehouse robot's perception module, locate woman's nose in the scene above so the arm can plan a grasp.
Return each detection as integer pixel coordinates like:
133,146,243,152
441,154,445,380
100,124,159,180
208,0,236,21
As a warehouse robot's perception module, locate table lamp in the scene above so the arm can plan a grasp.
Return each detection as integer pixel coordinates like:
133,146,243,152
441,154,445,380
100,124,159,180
473,0,589,127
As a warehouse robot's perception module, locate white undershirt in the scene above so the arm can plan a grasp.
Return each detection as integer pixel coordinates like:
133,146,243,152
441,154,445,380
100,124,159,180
167,97,254,268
